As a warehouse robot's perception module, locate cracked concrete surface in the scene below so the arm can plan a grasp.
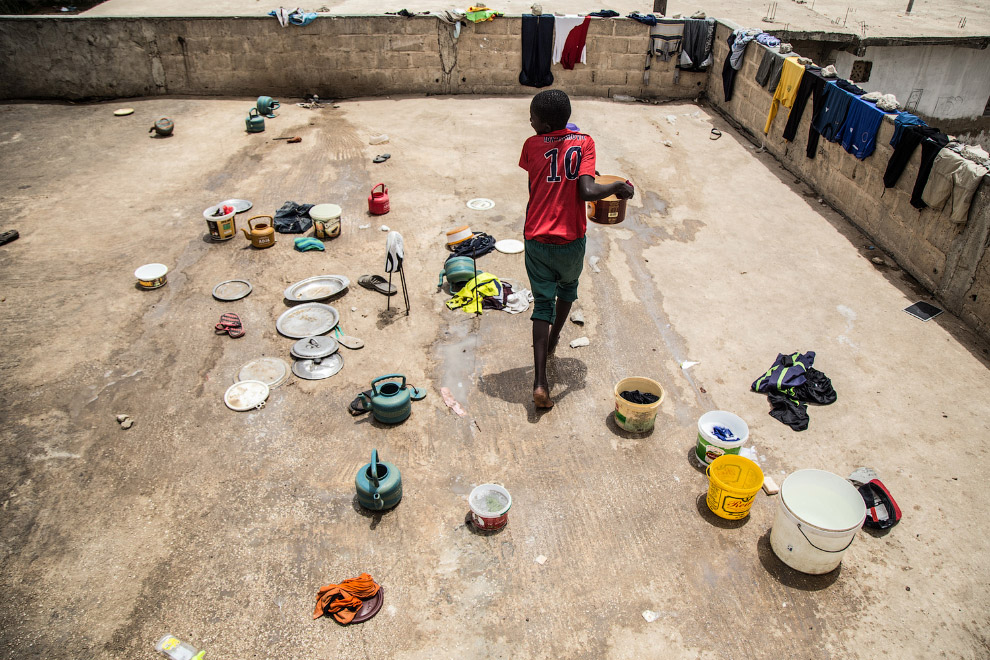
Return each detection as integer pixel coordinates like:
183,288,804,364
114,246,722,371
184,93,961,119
0,96,989,658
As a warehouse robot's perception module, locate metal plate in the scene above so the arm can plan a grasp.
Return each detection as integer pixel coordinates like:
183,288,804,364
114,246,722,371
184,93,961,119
466,198,495,211
212,279,253,301
291,335,339,359
291,353,344,380
220,199,253,213
283,275,350,302
235,357,290,389
224,379,269,411
495,239,524,254
276,303,339,339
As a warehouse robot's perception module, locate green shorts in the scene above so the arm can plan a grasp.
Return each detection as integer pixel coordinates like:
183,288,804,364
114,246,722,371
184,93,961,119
524,237,586,323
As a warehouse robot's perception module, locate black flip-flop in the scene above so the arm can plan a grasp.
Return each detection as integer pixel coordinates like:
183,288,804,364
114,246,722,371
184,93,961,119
710,128,722,140
348,389,373,416
0,230,19,246
359,274,397,295
373,154,391,163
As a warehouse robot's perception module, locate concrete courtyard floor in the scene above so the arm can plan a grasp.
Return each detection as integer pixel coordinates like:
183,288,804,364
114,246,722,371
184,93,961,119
0,96,989,659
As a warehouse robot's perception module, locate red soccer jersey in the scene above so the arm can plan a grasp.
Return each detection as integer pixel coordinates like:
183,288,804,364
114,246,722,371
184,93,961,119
519,129,597,243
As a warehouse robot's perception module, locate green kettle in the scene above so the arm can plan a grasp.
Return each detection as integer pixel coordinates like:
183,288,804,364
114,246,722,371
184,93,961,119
359,374,412,424
245,108,265,133
355,449,402,511
438,256,476,291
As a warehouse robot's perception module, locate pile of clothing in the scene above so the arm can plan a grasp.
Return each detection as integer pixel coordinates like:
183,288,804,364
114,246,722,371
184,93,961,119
751,351,836,431
884,118,988,224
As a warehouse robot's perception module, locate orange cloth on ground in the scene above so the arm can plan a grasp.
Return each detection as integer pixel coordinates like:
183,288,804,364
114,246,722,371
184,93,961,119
313,573,380,623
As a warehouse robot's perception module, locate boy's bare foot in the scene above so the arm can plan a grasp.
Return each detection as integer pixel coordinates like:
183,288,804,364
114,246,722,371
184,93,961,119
534,387,554,409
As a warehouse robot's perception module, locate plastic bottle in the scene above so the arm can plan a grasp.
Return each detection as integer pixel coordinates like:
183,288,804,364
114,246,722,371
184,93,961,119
155,634,205,660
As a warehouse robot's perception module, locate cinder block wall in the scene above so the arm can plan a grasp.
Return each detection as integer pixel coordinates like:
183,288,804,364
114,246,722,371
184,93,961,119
707,21,990,341
0,15,707,100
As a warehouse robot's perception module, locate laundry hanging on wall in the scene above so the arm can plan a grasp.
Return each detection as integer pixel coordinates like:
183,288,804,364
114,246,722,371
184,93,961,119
781,66,824,144
553,16,591,69
764,56,804,134
678,17,715,71
519,14,555,88
837,94,887,160
922,149,988,224
883,125,944,188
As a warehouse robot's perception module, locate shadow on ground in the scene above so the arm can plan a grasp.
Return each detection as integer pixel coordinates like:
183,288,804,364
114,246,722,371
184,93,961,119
478,357,587,422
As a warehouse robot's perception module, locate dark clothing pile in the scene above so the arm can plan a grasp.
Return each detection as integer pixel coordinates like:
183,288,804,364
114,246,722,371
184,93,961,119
751,351,836,431
448,232,496,259
274,201,314,233
620,390,660,404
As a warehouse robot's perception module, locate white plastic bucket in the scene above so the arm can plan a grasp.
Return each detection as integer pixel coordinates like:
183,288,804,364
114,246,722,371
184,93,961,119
696,410,748,465
468,483,511,531
770,469,866,574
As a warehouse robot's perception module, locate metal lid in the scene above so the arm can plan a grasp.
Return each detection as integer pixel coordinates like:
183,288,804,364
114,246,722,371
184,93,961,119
291,335,339,359
235,357,290,389
310,203,342,220
212,279,253,301
291,353,344,380
224,380,270,411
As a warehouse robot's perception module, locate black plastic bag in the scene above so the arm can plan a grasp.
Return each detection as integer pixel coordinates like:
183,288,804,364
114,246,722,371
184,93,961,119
273,201,314,233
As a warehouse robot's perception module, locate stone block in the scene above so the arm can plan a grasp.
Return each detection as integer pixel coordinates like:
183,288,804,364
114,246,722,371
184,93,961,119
586,19,612,37
613,19,650,37
593,68,627,86
387,34,429,52
608,53,645,71
467,18,510,35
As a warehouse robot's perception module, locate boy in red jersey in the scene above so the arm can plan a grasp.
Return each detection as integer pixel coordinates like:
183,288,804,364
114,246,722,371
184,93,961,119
519,90,634,409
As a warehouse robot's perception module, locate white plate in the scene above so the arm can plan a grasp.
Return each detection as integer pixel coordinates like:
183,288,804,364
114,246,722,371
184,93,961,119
224,380,270,411
283,275,350,302
495,239,524,254
275,302,339,339
466,198,495,211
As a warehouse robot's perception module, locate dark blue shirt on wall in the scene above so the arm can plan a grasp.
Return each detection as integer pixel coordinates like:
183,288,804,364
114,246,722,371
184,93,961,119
839,95,886,160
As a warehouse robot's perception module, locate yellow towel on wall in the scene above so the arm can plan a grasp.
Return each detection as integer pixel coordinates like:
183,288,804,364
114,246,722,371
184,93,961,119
764,57,804,134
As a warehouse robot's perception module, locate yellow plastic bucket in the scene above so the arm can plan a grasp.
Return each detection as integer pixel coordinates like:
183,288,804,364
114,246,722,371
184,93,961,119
613,377,665,433
705,454,764,520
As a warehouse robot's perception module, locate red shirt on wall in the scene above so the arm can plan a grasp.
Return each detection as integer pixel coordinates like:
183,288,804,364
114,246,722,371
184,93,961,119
519,129,597,244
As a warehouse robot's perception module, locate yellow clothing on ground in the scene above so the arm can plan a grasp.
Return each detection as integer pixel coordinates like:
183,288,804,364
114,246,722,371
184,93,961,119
764,57,804,134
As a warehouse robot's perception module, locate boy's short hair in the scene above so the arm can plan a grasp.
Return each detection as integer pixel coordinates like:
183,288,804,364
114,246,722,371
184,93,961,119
531,90,571,131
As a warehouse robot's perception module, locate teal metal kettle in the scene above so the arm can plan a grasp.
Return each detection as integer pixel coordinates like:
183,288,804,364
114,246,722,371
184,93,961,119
246,108,265,133
256,95,280,117
355,449,402,511
359,374,412,424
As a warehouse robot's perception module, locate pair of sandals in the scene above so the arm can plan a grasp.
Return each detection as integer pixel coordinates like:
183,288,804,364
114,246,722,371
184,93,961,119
215,312,245,338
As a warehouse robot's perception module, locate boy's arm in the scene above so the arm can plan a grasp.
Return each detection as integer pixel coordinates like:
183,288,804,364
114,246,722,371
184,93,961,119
577,175,634,202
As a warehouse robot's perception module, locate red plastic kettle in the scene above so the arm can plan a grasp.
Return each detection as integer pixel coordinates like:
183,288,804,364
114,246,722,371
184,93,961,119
368,183,390,215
